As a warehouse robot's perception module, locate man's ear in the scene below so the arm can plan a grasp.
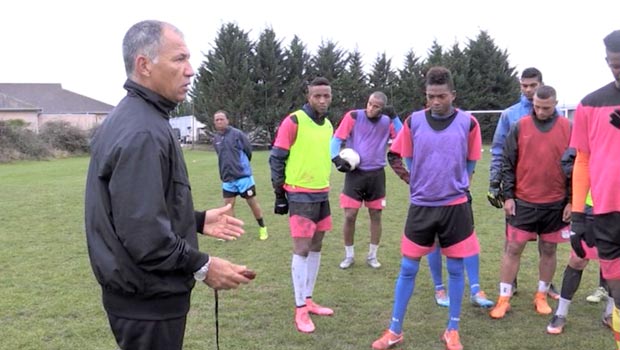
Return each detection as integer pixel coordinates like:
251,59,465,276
135,55,152,77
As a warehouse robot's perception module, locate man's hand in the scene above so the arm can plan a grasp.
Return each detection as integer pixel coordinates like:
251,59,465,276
203,256,254,290
487,181,504,208
274,189,288,215
503,198,516,216
332,156,352,173
570,212,588,258
610,109,620,129
203,204,245,241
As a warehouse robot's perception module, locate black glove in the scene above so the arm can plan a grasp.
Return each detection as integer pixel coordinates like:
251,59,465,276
332,155,352,173
466,189,472,204
274,188,288,215
610,109,620,129
570,212,588,258
486,180,504,209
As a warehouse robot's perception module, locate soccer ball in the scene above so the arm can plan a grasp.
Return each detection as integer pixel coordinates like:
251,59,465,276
339,148,361,170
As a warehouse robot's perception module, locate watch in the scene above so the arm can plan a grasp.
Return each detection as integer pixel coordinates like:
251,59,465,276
193,258,211,281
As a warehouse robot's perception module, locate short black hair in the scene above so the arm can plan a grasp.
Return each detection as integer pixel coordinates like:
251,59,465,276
425,66,454,90
535,85,556,100
308,77,331,87
521,67,543,82
604,30,620,53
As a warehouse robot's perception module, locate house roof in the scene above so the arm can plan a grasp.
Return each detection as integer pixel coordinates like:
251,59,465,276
0,93,40,111
0,83,114,114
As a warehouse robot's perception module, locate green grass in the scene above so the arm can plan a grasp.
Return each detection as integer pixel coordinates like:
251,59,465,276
0,150,613,349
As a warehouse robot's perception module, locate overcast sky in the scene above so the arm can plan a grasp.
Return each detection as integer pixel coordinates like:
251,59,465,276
3,0,618,108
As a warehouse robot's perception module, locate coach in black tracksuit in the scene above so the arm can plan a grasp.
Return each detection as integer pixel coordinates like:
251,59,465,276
84,20,251,350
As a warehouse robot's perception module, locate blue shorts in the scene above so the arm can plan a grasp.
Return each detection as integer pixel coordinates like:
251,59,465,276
222,176,256,198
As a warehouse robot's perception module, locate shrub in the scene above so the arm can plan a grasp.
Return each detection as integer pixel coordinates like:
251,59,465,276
39,121,89,154
0,120,51,162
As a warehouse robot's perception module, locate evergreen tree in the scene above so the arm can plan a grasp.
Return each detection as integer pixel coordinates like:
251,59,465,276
368,52,397,102
462,30,520,141
444,42,469,108
394,50,425,117
253,27,286,142
339,49,368,115
189,23,254,130
281,36,311,115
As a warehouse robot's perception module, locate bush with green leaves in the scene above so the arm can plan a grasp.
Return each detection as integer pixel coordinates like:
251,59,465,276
0,120,50,162
39,121,89,154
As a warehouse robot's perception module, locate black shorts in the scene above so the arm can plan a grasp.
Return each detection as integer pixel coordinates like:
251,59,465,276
593,212,620,260
342,168,386,202
507,199,566,234
403,202,473,248
223,185,256,199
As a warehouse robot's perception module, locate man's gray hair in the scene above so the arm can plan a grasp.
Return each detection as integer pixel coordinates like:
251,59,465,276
122,20,183,77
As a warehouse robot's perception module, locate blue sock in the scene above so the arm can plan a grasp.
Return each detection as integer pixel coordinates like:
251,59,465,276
464,254,480,295
446,257,464,331
389,256,420,335
428,245,444,290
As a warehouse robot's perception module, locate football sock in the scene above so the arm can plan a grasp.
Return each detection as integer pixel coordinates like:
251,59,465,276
428,245,444,290
389,256,420,335
555,298,571,317
345,245,354,258
305,251,321,298
499,282,513,297
464,254,481,295
560,265,582,300
368,244,378,259
291,254,308,306
538,280,550,293
446,257,464,330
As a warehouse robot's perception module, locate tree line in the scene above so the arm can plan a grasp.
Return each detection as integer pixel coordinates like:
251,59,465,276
177,23,522,143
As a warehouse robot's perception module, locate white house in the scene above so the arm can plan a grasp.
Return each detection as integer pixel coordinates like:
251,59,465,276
169,115,206,143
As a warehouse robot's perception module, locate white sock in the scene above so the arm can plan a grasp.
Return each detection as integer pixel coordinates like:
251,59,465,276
606,297,614,316
305,251,321,299
500,282,513,297
538,280,550,293
345,245,354,258
291,254,308,307
556,297,571,317
368,244,379,259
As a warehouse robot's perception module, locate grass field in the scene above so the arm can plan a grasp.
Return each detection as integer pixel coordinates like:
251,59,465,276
0,149,614,350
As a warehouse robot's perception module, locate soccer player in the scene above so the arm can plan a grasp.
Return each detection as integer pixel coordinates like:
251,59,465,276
269,77,334,334
331,91,398,269
487,67,560,299
373,66,482,350
489,86,571,319
213,110,268,240
546,147,613,334
570,30,620,350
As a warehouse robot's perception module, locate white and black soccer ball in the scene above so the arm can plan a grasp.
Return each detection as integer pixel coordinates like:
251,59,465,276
339,148,361,170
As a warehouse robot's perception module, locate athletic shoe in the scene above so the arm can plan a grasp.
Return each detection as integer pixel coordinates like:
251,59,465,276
602,312,612,329
534,292,552,315
305,298,333,316
470,291,494,308
371,329,403,350
435,289,450,307
546,315,567,334
441,329,463,350
294,306,315,333
586,286,608,303
367,256,382,269
548,283,560,300
258,226,268,240
490,296,511,319
339,257,354,269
